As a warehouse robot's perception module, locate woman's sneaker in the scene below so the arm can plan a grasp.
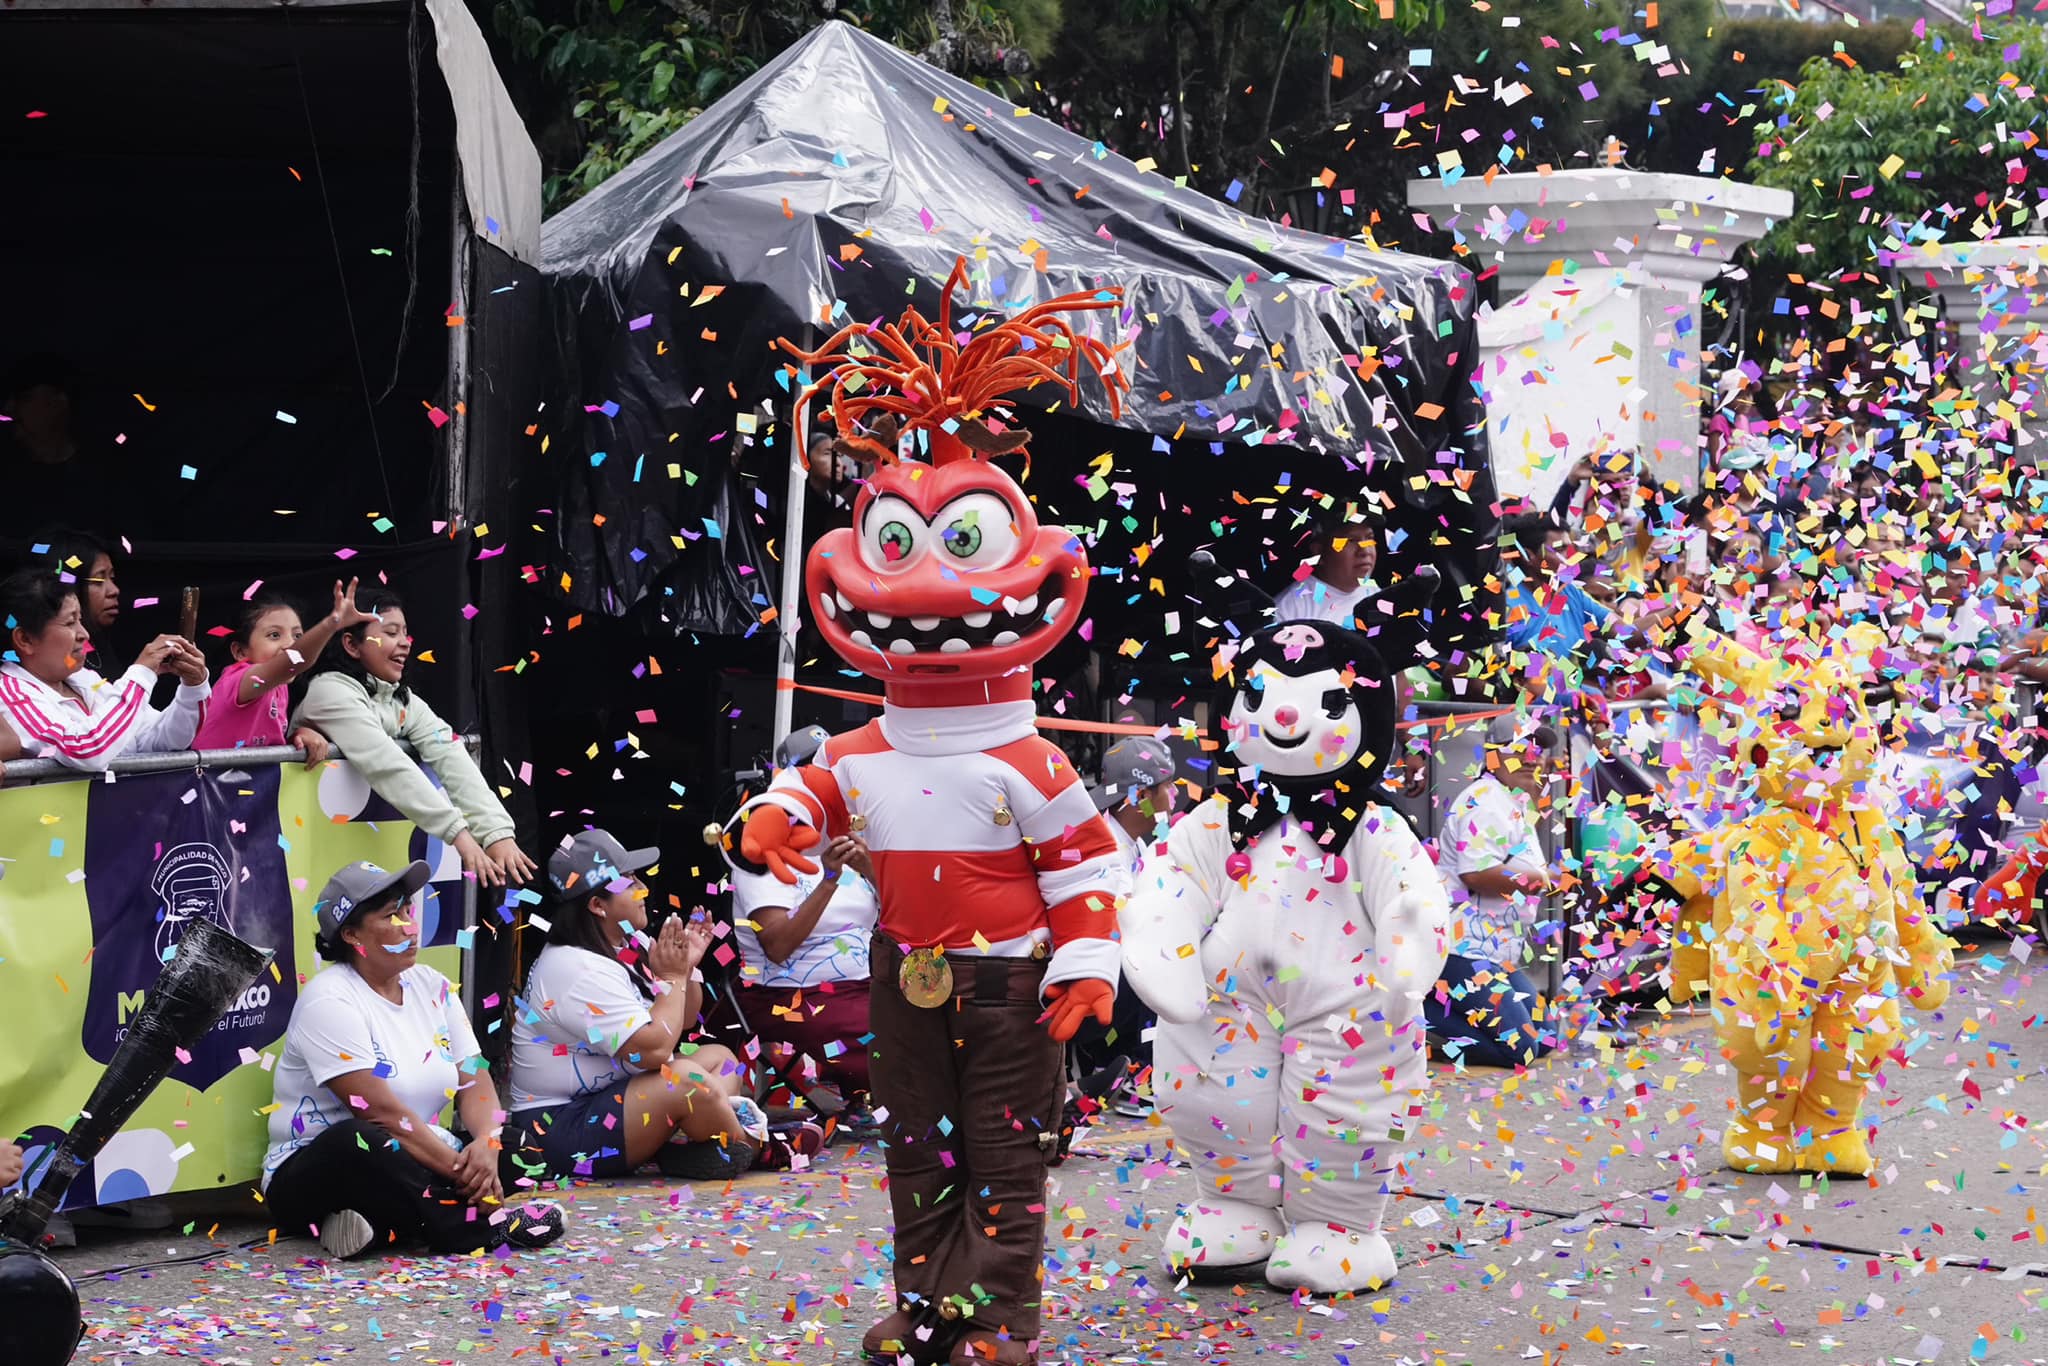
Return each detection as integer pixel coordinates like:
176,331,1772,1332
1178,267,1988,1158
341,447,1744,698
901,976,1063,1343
755,1120,827,1172
657,1135,758,1180
501,1200,567,1249
318,1209,377,1260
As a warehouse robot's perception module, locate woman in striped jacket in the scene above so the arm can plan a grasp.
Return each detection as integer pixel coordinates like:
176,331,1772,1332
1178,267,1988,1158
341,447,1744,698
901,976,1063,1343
0,569,209,772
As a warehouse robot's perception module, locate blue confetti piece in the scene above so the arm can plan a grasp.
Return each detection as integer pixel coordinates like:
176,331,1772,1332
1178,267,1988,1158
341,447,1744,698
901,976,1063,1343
1224,179,1243,203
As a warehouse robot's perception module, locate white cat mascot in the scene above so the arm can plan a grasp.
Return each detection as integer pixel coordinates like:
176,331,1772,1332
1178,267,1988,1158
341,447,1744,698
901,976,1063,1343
1121,597,1450,1294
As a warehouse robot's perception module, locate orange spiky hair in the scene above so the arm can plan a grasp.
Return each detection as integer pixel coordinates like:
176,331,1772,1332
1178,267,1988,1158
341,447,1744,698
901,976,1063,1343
776,257,1129,466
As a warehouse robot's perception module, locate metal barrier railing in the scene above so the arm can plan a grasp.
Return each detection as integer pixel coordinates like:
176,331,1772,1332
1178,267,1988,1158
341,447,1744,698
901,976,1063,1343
0,744,321,787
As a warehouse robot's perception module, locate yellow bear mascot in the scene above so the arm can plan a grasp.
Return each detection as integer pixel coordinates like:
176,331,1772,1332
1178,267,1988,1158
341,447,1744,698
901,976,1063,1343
1662,623,1955,1177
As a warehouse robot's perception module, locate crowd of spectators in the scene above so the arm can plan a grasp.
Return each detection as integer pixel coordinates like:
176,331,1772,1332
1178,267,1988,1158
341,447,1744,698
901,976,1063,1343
8,350,2040,1258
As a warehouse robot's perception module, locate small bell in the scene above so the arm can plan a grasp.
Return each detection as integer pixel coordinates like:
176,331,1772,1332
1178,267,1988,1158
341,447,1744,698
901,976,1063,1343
701,822,725,847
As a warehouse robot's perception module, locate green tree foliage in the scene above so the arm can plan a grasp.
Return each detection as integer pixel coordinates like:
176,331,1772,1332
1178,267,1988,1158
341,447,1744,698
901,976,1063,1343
1745,21,2047,269
1030,0,1722,239
1639,17,1916,179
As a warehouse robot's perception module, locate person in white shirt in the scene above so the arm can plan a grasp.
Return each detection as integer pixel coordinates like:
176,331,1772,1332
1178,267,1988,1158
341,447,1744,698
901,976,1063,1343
262,859,565,1259
0,568,209,771
1272,505,1382,626
731,829,880,1105
1428,713,1561,1068
504,830,823,1186
1071,736,1179,1115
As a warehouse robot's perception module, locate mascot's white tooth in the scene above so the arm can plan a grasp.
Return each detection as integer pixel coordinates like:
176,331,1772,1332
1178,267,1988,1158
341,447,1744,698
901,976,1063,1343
836,591,854,612
850,629,875,648
818,595,837,620
991,630,1020,646
1043,596,1065,620
888,638,916,655
939,638,971,653
963,611,992,628
1003,593,1038,616
868,611,894,628
911,616,941,630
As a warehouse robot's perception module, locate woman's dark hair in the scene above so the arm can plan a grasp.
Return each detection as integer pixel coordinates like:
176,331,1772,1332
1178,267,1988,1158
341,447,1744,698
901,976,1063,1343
545,883,657,1003
0,568,79,646
28,527,115,584
312,583,408,701
313,889,403,964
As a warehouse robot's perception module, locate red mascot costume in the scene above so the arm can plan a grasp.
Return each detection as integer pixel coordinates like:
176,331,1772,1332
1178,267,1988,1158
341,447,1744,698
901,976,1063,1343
729,261,1130,1366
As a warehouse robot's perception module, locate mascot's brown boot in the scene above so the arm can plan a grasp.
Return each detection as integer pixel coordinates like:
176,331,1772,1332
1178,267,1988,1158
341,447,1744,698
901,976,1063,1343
863,1308,953,1365
949,1331,1036,1366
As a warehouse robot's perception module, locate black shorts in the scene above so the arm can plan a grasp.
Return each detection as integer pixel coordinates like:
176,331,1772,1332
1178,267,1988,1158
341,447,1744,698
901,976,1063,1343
503,1087,635,1185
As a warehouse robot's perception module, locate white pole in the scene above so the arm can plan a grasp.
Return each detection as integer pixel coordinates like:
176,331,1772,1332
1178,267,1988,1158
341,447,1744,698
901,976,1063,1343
770,395,809,750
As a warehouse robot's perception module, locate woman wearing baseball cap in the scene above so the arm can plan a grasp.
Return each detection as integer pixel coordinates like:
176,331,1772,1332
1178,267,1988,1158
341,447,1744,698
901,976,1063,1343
261,859,566,1259
503,829,824,1187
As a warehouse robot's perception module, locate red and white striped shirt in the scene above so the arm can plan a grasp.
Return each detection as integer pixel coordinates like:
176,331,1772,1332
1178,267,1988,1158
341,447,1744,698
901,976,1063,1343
0,661,210,771
760,699,1127,992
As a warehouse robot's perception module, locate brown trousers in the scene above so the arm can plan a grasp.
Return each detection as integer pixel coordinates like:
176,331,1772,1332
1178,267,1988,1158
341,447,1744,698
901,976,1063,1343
869,937,1065,1340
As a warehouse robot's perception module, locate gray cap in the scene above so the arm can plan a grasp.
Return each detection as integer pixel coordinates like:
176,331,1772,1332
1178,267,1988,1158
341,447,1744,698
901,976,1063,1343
549,829,659,901
314,859,431,944
1485,712,1559,751
1092,737,1176,811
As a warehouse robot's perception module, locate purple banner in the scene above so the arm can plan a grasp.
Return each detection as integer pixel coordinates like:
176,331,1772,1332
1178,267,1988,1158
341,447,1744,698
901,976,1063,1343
82,765,297,1091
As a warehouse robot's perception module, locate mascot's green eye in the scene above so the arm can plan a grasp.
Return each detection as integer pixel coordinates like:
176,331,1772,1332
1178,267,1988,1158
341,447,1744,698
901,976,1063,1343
943,518,982,558
878,521,915,562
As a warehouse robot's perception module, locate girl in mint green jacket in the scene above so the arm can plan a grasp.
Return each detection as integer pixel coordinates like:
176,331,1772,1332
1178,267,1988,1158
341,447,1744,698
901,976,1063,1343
292,586,536,889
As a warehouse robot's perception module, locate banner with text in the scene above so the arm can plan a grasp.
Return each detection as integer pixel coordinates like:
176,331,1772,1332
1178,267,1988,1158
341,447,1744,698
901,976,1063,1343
0,760,468,1210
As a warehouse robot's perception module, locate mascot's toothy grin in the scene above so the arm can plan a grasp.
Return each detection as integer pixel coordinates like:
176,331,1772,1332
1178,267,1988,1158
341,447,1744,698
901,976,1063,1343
820,576,1068,657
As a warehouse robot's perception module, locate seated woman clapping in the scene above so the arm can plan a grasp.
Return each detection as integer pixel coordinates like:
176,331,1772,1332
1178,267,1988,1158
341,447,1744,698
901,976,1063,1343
504,830,822,1187
261,859,566,1259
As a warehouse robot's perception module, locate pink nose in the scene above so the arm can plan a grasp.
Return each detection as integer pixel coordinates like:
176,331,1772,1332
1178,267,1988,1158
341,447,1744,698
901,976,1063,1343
1273,705,1300,728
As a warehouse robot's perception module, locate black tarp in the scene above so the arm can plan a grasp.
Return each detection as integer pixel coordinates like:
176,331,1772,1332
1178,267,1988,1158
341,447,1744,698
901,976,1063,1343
539,19,1498,652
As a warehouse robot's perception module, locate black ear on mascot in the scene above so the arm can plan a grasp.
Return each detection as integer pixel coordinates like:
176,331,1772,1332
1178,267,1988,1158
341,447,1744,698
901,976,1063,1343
1351,564,1440,665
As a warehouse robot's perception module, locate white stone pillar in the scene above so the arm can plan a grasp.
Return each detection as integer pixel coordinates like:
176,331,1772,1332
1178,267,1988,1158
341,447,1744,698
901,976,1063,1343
1408,169,1793,500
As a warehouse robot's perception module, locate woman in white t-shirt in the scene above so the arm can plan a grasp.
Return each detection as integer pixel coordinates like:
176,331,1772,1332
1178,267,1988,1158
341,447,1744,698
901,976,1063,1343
731,832,880,1102
505,829,823,1187
263,859,565,1260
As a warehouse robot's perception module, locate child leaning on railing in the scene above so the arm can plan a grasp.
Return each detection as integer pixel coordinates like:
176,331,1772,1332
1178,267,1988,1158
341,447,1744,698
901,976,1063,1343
290,583,537,890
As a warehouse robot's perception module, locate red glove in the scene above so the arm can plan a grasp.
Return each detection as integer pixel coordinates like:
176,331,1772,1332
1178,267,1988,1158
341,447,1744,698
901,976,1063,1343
739,805,821,884
1038,978,1115,1042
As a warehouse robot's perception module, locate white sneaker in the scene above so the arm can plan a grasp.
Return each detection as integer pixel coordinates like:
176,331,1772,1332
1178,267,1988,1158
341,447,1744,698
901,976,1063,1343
318,1209,376,1260
730,1097,772,1144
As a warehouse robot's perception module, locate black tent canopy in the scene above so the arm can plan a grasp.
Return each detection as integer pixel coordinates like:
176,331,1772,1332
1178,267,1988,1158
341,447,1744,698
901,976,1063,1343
540,18,1499,658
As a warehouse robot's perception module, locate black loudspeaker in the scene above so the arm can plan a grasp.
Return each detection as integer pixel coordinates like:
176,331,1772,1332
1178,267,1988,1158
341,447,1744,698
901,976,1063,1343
0,918,275,1365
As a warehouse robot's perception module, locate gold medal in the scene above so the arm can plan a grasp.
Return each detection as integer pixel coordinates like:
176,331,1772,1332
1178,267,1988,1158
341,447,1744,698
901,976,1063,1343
849,813,868,833
993,802,1014,827
899,947,954,1008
